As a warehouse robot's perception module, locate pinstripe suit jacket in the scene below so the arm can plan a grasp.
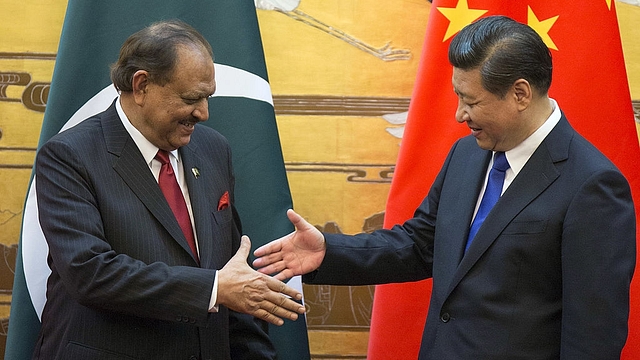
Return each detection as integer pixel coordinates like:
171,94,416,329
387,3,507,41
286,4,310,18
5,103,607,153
307,115,636,359
33,102,275,360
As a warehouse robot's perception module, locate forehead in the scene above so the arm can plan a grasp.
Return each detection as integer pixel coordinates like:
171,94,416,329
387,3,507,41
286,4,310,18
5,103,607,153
169,46,216,94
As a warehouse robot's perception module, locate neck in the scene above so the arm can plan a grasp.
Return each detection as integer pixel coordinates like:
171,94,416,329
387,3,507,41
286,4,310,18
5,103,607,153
526,96,553,133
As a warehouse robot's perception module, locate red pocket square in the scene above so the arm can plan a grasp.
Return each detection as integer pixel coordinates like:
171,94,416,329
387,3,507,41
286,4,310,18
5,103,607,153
218,191,230,210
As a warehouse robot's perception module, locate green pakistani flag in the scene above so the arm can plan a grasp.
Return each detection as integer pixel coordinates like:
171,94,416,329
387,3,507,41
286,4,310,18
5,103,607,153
6,1,310,359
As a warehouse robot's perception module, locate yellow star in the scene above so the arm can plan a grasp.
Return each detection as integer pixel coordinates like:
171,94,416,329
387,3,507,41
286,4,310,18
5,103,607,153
605,0,612,10
527,6,559,50
437,0,488,41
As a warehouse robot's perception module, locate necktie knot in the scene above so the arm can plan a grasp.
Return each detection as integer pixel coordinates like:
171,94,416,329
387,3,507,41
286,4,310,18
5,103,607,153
492,151,510,172
155,150,176,177
155,150,171,165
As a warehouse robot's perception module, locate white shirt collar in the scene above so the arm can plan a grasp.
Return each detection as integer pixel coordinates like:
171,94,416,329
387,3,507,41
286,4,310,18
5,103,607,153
473,98,561,218
115,97,179,167
504,98,561,177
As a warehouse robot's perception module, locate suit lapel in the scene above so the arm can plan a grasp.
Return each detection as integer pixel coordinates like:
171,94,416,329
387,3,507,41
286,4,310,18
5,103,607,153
434,148,492,293
101,103,198,264
179,143,212,267
180,137,229,269
446,117,571,296
449,149,492,262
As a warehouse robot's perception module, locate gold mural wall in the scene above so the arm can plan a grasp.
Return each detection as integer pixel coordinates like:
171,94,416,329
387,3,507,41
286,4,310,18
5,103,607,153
1,1,640,359
0,3,65,358
259,3,428,357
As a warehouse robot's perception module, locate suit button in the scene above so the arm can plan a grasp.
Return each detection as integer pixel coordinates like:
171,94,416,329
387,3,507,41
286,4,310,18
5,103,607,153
189,356,198,360
441,312,451,323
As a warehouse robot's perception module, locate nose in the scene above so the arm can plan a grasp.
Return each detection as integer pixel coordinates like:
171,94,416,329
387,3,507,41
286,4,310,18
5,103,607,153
455,102,469,123
192,98,209,121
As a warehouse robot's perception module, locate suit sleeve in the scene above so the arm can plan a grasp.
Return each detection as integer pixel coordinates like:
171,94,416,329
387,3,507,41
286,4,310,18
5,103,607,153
305,146,455,286
304,141,463,286
560,168,635,358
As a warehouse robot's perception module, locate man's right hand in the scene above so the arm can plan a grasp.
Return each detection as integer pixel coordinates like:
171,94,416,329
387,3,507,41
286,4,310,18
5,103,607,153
252,209,326,281
216,235,305,326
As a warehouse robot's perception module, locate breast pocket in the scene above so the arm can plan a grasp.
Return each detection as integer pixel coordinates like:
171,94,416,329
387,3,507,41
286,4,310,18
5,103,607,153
502,220,548,235
212,206,232,225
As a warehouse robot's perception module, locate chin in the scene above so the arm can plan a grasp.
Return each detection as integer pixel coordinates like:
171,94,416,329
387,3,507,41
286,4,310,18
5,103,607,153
475,140,490,150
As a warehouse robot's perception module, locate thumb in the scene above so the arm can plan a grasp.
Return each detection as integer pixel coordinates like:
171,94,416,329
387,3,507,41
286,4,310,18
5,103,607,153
234,235,251,260
287,209,312,231
287,209,305,228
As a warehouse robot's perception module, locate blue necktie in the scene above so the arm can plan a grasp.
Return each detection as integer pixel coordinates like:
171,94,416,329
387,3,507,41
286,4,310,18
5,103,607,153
465,151,510,252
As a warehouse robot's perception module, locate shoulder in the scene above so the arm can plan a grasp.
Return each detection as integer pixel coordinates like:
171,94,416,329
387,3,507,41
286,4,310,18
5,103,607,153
545,115,620,173
44,106,114,147
190,124,231,152
40,119,106,159
565,126,620,174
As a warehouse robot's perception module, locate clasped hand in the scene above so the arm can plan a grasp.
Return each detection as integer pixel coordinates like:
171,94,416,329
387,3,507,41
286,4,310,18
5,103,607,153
217,235,305,326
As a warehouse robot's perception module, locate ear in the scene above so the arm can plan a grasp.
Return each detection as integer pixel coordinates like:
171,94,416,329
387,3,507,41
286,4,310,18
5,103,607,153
512,78,532,110
131,70,150,105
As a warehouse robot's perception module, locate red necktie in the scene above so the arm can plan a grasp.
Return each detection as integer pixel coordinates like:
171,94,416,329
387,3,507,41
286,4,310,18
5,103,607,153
155,150,198,262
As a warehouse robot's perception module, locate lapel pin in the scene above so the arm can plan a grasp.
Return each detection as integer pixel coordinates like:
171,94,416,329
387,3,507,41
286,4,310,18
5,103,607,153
191,167,200,179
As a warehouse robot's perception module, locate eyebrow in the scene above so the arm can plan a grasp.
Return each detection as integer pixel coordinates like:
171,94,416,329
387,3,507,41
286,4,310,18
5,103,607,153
182,90,213,100
454,88,470,99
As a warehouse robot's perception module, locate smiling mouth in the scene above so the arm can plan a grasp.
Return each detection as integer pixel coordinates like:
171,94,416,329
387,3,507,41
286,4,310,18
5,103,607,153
179,120,196,129
469,126,482,136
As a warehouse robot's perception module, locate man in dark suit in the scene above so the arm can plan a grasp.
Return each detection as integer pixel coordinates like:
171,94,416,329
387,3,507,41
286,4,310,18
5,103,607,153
253,16,636,359
33,20,305,360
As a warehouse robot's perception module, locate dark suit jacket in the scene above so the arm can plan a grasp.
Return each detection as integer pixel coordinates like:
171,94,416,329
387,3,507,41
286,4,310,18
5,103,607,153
33,102,276,360
306,115,636,359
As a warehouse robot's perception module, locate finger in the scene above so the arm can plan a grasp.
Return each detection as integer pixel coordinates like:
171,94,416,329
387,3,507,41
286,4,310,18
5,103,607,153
287,209,315,232
253,264,274,275
233,235,251,260
264,297,304,319
252,254,284,271
253,239,282,257
270,305,299,322
286,209,305,228
268,278,303,302
256,299,302,326
259,309,285,326
273,270,293,282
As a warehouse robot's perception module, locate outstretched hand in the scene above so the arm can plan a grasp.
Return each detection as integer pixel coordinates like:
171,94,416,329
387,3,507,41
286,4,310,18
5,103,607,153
252,209,326,281
216,235,305,326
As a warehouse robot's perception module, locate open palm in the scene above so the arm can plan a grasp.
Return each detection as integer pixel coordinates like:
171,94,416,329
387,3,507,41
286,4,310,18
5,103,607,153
253,209,326,281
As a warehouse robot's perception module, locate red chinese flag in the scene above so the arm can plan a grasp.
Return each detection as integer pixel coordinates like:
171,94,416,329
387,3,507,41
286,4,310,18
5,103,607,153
368,1,640,359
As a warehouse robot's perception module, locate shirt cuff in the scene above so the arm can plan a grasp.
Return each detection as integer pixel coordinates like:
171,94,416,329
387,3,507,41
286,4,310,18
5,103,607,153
208,272,219,312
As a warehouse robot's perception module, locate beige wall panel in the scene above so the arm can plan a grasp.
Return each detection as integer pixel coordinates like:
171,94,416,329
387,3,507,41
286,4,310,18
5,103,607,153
618,2,640,99
258,1,429,96
0,1,65,52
